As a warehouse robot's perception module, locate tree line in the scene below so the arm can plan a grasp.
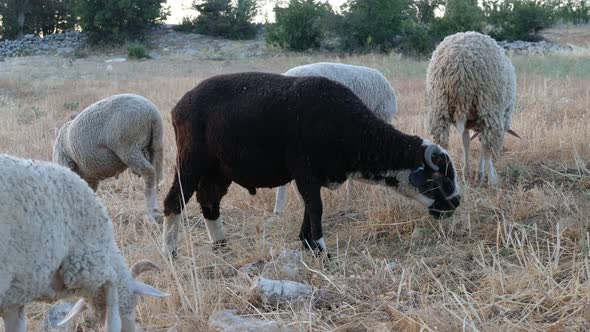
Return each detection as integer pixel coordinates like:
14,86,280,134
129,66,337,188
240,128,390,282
1,0,588,55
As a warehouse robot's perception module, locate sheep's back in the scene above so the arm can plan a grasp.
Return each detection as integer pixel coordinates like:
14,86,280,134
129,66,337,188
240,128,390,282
285,62,396,122
427,32,515,122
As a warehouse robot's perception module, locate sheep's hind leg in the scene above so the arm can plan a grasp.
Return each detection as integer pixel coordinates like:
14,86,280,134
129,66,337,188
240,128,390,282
274,184,289,214
3,306,26,332
475,149,487,185
122,151,162,222
486,149,498,186
462,130,471,181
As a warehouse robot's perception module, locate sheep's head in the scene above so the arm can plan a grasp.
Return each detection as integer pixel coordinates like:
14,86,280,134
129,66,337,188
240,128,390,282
58,260,170,332
408,143,461,219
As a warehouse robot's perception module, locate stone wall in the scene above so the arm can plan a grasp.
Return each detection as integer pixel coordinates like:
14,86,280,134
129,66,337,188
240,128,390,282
0,32,86,57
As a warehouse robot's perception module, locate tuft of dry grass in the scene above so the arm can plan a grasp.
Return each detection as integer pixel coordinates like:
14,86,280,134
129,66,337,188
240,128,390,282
1,51,590,331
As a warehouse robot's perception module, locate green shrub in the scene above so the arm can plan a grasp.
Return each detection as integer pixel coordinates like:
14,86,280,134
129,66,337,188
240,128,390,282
266,0,333,51
430,0,484,38
339,0,415,52
174,16,197,33
127,44,150,59
190,0,258,40
72,0,169,45
399,20,437,56
483,0,555,41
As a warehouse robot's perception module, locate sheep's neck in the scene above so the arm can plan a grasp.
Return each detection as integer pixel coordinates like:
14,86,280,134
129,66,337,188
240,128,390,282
353,123,424,176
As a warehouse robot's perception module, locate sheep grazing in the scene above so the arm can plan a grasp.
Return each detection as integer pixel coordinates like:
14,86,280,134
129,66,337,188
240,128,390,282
273,62,399,214
0,154,169,332
53,93,164,220
426,31,520,185
162,72,460,257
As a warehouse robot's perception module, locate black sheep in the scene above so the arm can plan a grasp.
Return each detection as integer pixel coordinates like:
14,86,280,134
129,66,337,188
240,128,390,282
163,72,461,257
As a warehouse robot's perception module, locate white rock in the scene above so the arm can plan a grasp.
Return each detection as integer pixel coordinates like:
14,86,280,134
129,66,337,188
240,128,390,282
263,249,306,281
105,57,127,63
249,277,313,307
209,310,292,332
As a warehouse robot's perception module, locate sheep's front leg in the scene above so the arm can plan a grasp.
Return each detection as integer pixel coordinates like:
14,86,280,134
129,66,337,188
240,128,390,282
104,282,122,332
197,172,231,248
296,181,326,255
3,306,26,332
163,157,199,258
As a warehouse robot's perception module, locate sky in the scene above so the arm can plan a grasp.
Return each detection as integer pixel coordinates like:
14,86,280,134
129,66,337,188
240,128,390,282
165,0,347,24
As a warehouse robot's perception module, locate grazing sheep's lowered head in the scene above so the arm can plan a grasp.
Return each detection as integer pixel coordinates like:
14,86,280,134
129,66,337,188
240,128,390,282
58,260,170,331
372,141,461,219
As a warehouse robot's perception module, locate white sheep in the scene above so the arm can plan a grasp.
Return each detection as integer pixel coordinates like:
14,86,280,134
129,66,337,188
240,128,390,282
274,62,398,214
0,154,169,332
427,31,520,185
53,93,164,220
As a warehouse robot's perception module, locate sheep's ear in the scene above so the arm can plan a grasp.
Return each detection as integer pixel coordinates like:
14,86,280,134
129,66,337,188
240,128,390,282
507,129,521,139
57,299,87,327
130,280,171,297
409,163,427,188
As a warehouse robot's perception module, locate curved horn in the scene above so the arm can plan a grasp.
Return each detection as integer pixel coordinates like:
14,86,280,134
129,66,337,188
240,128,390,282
424,144,441,172
57,299,87,327
131,260,161,278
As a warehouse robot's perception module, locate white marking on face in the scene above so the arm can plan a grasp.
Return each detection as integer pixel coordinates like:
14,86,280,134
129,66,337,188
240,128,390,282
205,217,225,243
415,193,435,207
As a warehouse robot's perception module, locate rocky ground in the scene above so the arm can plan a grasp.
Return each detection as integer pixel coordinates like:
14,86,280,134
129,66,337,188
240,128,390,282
0,25,582,61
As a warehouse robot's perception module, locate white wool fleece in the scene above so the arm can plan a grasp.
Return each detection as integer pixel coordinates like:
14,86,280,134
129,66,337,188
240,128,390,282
285,62,398,123
0,154,142,329
426,31,517,154
53,93,164,218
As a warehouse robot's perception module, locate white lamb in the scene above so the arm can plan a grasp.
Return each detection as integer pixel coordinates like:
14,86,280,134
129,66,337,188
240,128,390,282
274,62,398,214
0,154,169,332
427,31,520,185
53,94,164,220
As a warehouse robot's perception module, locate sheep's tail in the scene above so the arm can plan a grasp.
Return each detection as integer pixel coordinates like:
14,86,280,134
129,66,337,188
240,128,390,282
151,114,165,187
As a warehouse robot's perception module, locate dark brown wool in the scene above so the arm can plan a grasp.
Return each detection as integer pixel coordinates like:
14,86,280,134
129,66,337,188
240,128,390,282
164,72,459,253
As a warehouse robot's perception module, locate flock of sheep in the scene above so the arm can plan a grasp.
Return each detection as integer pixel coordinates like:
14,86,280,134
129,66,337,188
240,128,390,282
0,31,521,331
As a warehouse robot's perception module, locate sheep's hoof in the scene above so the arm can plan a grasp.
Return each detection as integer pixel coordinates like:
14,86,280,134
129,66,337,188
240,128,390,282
212,239,227,251
149,209,164,224
300,237,331,259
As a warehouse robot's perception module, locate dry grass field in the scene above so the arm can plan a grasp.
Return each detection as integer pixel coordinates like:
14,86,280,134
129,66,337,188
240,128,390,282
1,50,590,331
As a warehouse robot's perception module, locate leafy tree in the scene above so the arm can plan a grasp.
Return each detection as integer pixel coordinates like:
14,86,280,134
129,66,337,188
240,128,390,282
483,0,555,41
0,0,30,39
266,0,333,51
0,0,75,40
430,0,484,39
72,0,169,45
190,0,258,39
339,0,415,51
555,0,590,24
